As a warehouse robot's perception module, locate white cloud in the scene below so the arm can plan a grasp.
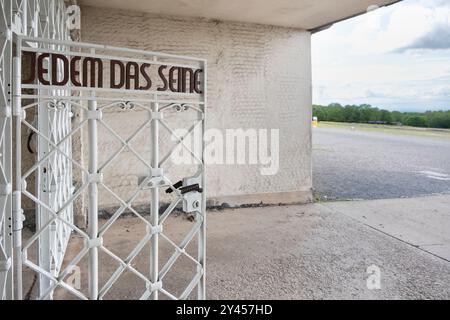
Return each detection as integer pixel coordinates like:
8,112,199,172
312,0,450,112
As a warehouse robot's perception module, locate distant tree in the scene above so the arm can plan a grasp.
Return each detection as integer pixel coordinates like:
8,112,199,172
328,103,343,108
379,109,392,123
311,103,450,129
326,103,345,122
360,104,378,122
391,111,403,123
427,111,450,129
404,115,428,127
312,105,326,121
343,105,360,122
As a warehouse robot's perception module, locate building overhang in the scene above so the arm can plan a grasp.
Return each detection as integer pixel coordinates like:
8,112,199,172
78,0,401,32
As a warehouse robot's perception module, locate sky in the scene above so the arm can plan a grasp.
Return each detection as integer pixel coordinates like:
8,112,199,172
312,0,450,112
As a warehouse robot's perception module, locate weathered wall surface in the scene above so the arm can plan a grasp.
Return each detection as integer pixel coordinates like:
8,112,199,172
80,6,312,210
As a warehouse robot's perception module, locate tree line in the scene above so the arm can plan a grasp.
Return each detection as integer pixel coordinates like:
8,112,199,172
313,103,450,129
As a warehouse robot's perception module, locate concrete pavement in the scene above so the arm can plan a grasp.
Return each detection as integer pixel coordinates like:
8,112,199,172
23,195,450,299
323,194,450,261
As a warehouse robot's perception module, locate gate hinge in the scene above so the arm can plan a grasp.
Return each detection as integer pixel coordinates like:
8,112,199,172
85,237,103,249
12,211,25,231
85,109,103,120
12,191,24,231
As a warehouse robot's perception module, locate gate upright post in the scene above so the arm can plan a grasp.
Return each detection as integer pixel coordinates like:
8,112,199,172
150,100,159,300
1,0,14,300
198,60,207,300
12,53,23,300
87,96,99,300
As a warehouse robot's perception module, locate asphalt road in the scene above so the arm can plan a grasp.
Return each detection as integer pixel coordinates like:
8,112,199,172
313,125,450,201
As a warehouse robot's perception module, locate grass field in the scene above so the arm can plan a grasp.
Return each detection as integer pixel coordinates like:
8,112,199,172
317,121,450,140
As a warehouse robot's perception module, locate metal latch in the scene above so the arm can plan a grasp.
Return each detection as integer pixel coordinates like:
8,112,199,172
165,176,203,213
165,181,203,195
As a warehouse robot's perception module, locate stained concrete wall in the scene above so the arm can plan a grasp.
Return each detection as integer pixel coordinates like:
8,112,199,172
79,5,313,212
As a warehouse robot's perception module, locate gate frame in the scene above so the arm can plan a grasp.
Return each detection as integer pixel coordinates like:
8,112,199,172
10,34,207,300
0,0,13,301
1,0,74,301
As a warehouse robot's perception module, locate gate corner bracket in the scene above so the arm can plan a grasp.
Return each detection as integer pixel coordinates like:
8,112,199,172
147,224,163,236
85,109,103,120
85,237,103,249
150,111,163,120
88,173,103,184
146,280,162,292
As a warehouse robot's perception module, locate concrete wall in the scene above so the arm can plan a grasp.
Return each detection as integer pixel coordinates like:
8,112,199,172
80,6,313,210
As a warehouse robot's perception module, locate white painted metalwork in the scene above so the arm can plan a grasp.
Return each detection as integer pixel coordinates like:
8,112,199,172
2,0,206,300
2,0,73,300
0,0,13,301
10,33,207,300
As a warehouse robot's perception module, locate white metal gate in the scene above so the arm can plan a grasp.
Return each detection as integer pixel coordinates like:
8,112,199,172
1,0,74,300
0,0,13,301
1,1,207,300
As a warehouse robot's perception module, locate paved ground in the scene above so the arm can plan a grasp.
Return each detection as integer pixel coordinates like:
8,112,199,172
20,123,450,300
23,195,450,300
324,194,450,261
313,123,450,201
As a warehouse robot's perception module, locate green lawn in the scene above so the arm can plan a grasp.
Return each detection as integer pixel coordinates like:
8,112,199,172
317,121,450,139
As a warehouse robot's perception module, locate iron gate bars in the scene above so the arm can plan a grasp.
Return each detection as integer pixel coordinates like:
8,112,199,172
12,35,207,300
1,0,72,300
0,0,13,301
